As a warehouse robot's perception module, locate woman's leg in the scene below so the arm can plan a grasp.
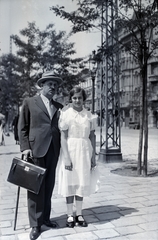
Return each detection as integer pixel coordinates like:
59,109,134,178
75,195,83,216
66,196,75,227
75,195,88,227
66,196,74,216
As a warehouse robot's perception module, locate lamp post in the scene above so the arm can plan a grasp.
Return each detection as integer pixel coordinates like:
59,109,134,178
89,51,97,166
91,67,96,114
89,50,97,114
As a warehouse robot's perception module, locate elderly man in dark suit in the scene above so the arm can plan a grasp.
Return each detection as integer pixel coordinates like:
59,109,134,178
18,71,63,240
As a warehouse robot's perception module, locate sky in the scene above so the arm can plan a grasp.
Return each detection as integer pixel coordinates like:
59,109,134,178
0,0,101,59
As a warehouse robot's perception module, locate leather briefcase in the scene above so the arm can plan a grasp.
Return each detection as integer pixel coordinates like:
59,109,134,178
7,157,46,194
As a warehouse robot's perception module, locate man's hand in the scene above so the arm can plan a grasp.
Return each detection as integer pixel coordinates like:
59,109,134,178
22,149,33,160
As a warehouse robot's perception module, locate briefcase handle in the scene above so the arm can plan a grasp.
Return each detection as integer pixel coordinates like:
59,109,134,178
21,154,34,164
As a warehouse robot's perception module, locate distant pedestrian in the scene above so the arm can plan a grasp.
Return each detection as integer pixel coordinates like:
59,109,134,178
12,114,19,144
0,119,5,146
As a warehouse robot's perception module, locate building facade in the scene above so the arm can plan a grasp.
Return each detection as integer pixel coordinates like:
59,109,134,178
118,27,158,128
86,29,158,129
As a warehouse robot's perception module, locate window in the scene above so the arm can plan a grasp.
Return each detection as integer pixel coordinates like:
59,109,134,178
151,63,158,75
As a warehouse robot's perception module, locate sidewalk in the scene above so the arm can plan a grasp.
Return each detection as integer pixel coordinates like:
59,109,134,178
0,131,158,240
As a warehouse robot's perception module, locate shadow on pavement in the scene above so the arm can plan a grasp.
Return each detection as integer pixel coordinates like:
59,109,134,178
49,204,138,229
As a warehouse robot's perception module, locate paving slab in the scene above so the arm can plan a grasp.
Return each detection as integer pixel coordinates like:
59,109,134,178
0,129,158,240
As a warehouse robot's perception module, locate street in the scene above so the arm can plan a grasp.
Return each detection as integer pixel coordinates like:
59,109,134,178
96,127,158,162
0,128,158,240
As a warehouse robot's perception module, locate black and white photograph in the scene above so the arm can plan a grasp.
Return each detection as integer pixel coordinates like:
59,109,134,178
0,0,158,239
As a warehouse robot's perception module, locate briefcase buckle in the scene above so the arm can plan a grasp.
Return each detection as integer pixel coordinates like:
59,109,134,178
24,166,29,171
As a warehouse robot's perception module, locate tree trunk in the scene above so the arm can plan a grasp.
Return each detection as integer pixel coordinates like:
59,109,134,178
143,112,148,176
143,64,148,176
137,79,143,175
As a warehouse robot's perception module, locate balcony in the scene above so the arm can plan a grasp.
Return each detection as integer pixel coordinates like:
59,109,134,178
150,95,158,101
148,75,158,82
120,102,130,108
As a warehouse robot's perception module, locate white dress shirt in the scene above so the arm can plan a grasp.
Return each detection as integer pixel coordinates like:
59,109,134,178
40,94,53,119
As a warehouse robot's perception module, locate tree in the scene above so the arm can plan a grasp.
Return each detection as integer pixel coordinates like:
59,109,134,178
118,0,158,176
51,0,158,176
50,0,100,34
0,53,22,129
0,21,88,126
11,22,86,96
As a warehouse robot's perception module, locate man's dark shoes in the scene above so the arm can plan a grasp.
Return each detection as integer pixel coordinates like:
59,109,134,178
43,220,57,228
30,226,41,240
75,215,88,227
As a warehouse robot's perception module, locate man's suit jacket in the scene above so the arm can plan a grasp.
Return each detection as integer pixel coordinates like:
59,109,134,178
18,95,63,158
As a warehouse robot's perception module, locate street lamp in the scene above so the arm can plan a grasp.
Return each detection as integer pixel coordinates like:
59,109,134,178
89,50,97,114
88,51,98,166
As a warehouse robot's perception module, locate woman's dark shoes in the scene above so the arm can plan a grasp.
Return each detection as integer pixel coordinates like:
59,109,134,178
75,215,88,227
66,215,75,228
43,220,57,228
30,226,41,240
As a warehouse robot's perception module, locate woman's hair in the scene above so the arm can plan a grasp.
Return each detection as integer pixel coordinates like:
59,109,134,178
69,87,87,102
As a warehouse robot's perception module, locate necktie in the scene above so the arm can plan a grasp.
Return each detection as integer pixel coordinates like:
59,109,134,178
48,100,53,119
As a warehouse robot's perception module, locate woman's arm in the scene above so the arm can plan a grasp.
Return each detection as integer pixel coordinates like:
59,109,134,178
89,130,96,169
61,130,73,171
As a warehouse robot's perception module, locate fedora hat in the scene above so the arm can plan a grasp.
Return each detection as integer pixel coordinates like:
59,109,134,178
37,71,62,87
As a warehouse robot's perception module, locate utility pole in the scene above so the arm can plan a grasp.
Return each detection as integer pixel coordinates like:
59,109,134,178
98,0,122,162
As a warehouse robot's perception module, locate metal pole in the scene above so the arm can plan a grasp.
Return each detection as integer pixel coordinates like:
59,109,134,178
99,0,122,162
14,186,20,230
92,76,95,114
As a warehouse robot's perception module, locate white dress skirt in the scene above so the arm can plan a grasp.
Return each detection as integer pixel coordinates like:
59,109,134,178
57,107,99,197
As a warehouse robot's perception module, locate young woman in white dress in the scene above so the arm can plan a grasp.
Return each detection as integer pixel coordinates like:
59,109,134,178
58,87,98,228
